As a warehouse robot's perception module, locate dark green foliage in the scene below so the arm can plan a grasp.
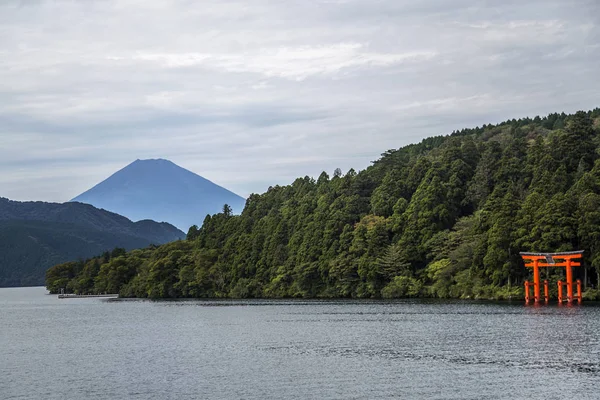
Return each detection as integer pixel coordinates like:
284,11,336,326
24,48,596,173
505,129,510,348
46,109,600,299
187,225,200,241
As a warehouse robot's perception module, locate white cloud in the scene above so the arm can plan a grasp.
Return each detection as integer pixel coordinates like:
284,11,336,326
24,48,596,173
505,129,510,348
132,45,437,80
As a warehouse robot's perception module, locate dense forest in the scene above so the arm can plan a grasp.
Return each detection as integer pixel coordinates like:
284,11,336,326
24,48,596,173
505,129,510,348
47,109,600,300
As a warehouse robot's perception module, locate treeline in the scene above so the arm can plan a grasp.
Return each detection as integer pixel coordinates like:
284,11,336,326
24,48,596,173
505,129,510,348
47,109,600,300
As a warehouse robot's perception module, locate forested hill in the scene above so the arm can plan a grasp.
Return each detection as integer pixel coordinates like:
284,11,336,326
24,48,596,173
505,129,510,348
47,109,600,300
0,198,185,287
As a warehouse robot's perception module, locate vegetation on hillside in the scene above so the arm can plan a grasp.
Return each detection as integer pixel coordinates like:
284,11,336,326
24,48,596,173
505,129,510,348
46,109,600,300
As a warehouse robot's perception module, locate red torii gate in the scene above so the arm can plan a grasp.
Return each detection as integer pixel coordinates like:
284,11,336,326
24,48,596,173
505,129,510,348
520,251,583,304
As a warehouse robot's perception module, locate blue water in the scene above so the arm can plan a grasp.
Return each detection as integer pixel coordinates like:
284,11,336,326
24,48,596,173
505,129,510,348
1,287,599,399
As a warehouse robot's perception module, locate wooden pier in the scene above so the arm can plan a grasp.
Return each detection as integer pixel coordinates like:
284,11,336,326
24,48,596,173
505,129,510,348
58,293,119,299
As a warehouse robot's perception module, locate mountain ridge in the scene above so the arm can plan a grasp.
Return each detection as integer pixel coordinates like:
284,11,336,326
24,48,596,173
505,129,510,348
0,197,185,287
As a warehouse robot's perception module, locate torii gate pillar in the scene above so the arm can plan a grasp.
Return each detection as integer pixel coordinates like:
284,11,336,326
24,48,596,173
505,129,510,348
532,258,540,302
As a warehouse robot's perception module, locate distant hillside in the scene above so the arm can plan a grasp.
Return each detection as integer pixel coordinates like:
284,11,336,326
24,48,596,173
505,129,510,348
0,198,185,287
47,108,600,300
71,159,246,231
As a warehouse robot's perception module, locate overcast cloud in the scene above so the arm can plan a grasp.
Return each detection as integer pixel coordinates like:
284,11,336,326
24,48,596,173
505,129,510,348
1,0,598,201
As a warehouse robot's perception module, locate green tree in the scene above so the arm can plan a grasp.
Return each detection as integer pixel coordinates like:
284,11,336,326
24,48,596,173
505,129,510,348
187,225,200,241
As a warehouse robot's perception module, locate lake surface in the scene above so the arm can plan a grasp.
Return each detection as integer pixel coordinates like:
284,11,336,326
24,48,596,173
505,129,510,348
1,287,599,400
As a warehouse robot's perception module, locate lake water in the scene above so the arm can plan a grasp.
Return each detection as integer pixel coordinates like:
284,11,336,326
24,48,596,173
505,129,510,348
1,287,599,400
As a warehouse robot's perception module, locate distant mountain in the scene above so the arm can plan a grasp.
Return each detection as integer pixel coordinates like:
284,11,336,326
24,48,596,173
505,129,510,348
0,197,185,287
71,159,246,231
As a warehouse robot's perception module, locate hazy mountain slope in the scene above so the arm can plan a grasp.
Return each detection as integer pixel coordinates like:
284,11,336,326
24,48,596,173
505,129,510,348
0,198,185,287
71,159,246,231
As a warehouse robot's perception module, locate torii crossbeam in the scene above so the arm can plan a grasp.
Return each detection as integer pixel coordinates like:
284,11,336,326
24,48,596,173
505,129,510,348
520,251,583,304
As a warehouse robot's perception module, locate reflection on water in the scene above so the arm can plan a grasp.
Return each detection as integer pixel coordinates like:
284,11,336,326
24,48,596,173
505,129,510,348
1,287,599,400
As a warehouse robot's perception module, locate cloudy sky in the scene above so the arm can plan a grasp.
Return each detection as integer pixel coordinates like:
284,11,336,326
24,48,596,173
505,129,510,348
1,0,598,202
